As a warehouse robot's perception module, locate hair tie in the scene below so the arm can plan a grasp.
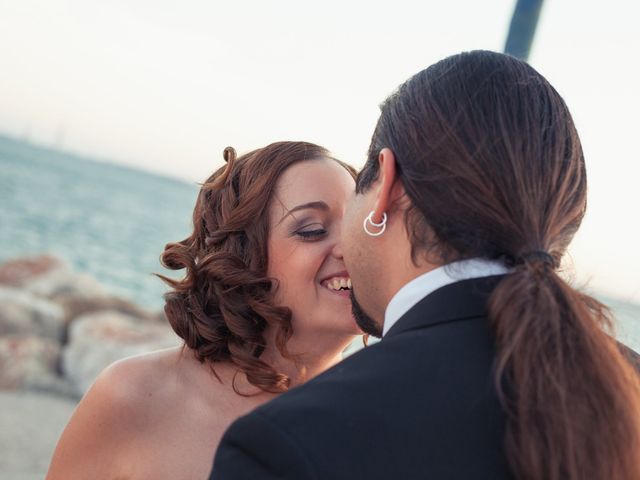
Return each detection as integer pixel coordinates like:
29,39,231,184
516,250,557,269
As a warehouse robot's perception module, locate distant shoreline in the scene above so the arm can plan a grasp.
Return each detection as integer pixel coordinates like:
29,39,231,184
0,130,195,187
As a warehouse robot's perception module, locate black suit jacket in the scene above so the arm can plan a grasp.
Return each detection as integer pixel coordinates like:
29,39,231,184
212,276,515,479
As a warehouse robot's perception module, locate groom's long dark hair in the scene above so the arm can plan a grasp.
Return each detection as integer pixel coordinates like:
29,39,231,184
357,50,640,480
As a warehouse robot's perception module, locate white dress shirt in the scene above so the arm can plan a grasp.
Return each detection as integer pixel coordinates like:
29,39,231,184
383,258,511,337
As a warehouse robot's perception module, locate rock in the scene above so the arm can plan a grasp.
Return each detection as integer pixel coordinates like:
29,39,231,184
0,256,174,398
56,294,161,326
0,335,63,392
63,310,179,396
0,255,105,301
0,287,65,341
0,255,60,285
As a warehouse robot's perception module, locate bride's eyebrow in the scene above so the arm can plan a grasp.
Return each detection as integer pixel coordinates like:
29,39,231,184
277,201,329,226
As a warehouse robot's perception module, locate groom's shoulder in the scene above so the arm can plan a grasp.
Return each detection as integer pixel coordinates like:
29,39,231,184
253,312,499,427
254,341,389,418
213,322,509,479
212,344,399,479
252,333,433,426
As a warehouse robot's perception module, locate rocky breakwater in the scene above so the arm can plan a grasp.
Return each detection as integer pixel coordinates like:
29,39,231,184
0,255,179,399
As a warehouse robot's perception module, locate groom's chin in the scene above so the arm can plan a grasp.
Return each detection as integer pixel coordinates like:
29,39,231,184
350,291,383,339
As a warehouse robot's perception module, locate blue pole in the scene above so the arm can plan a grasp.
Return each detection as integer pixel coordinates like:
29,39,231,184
504,0,544,61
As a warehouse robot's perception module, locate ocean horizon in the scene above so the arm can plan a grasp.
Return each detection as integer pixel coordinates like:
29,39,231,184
1,132,638,349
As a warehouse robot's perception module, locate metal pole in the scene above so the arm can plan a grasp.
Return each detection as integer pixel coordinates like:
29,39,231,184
504,0,544,61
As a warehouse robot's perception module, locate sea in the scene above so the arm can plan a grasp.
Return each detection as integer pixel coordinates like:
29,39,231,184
1,132,639,350
0,133,197,309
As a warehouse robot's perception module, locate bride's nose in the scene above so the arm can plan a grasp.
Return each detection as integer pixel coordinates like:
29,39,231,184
331,226,345,259
332,240,344,259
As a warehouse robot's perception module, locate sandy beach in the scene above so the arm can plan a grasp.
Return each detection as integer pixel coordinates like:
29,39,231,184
0,391,77,480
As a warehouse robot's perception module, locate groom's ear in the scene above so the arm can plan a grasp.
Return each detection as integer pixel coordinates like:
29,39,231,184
372,148,406,222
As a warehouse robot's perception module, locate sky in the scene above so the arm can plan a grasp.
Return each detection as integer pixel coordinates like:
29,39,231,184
0,0,638,302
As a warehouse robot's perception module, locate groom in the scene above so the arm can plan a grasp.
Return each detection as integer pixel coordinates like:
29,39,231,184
210,51,637,479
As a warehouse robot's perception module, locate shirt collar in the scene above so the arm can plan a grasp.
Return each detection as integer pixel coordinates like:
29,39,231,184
382,258,511,337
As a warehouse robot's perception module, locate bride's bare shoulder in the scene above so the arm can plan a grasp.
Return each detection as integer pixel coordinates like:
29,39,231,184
98,347,187,400
45,347,196,479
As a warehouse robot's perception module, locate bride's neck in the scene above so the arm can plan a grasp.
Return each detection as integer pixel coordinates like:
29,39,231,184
215,330,357,397
261,330,355,387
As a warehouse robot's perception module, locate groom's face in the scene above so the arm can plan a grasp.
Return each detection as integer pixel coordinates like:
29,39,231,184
340,178,385,338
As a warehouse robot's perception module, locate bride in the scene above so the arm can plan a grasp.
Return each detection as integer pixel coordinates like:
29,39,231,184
46,141,362,479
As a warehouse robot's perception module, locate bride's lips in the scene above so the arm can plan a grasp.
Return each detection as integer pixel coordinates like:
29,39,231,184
320,271,352,298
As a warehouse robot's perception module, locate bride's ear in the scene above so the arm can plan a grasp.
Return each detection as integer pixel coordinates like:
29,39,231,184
372,148,405,221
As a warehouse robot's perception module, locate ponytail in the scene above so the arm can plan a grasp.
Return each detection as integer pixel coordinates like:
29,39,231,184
489,257,640,480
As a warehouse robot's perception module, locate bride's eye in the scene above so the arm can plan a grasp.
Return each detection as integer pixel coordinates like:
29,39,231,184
296,226,327,240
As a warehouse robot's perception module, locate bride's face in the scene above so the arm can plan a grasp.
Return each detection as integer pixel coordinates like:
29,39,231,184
267,158,361,338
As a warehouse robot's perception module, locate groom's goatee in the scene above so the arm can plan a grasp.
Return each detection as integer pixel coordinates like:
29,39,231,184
350,290,383,338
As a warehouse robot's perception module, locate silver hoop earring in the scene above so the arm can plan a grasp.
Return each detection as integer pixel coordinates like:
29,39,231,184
363,211,387,237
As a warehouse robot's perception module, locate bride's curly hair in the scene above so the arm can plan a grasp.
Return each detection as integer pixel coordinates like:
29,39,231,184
158,141,355,394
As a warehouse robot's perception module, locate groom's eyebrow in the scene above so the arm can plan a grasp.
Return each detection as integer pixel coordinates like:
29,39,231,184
278,201,329,225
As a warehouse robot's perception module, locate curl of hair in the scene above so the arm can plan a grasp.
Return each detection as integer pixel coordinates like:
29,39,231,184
158,142,354,394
